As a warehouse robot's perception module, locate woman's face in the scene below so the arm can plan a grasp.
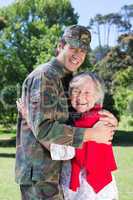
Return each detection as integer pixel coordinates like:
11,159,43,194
57,43,87,72
71,80,97,113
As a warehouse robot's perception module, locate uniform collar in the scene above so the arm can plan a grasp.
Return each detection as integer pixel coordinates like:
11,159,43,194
50,57,73,78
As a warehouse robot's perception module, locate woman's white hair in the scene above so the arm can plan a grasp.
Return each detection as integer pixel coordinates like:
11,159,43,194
69,72,105,105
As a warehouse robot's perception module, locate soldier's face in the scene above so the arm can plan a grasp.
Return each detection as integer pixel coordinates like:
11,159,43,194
57,43,87,72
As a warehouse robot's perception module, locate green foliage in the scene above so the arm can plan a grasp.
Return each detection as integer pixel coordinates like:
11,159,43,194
34,24,62,64
118,33,133,57
35,0,78,27
0,0,78,125
0,0,78,74
0,16,7,30
79,52,94,72
103,93,120,120
93,33,133,118
93,45,111,61
0,85,18,124
112,67,133,116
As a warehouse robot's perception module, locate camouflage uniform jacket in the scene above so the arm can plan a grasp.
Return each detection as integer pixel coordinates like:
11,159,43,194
15,58,85,186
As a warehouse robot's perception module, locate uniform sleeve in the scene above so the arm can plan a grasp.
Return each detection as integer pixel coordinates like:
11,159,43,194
24,73,85,149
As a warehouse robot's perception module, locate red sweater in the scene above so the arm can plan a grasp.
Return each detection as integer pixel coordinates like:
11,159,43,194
69,105,117,193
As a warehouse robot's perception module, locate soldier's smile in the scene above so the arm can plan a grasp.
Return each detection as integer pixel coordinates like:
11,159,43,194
70,55,81,65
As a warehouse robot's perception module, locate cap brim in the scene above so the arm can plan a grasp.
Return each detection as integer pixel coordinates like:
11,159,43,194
65,38,90,51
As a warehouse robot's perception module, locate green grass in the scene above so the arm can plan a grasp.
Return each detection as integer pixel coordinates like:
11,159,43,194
0,148,21,200
0,126,16,147
114,146,133,200
0,117,133,200
0,146,133,200
0,125,16,139
118,115,133,132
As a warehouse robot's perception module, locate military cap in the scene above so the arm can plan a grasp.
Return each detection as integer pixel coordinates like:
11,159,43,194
62,25,91,51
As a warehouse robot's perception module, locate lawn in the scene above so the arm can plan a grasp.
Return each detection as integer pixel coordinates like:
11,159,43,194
0,117,133,200
0,147,21,200
114,146,133,200
0,146,133,200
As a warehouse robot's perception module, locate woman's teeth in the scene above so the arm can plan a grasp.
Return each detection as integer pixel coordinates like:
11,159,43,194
77,103,87,106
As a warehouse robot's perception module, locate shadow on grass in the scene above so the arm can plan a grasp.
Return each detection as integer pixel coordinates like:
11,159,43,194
0,153,15,158
0,130,133,158
113,130,133,146
0,137,16,147
0,129,16,134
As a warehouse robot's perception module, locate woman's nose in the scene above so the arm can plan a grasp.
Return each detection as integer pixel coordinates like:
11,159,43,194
77,93,83,101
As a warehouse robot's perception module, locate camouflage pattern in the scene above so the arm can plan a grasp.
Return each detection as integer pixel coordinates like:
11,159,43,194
62,25,91,51
15,58,85,199
20,180,64,200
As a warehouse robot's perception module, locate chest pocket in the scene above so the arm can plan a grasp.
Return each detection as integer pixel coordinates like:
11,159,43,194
30,89,40,103
56,87,69,123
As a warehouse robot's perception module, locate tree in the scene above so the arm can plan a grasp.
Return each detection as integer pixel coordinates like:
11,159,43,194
93,33,133,117
102,13,124,46
112,67,133,116
89,4,133,49
0,0,78,73
118,33,133,57
121,4,133,31
93,45,110,61
0,16,7,30
0,0,79,124
89,14,104,48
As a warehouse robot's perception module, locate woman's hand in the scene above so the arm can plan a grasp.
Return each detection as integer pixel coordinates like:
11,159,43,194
16,98,27,119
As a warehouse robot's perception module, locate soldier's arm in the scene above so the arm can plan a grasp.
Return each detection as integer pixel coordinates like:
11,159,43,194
24,73,85,149
21,73,117,151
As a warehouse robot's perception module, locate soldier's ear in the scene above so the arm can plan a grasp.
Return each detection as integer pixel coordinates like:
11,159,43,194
56,43,64,55
57,42,64,51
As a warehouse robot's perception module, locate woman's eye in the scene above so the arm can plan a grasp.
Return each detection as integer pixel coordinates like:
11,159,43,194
85,92,90,94
72,89,80,95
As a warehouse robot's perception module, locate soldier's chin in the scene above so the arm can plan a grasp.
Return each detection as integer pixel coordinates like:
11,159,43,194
70,64,80,72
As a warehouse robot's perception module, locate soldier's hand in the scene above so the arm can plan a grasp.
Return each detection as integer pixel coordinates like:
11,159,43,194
84,121,115,144
98,109,118,130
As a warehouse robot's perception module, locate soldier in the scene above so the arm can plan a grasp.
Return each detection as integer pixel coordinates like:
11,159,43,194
15,25,118,200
